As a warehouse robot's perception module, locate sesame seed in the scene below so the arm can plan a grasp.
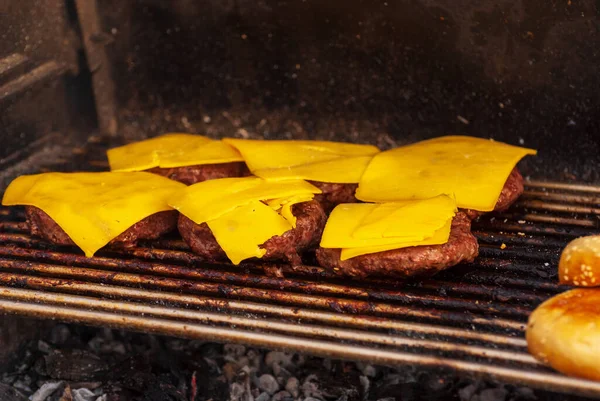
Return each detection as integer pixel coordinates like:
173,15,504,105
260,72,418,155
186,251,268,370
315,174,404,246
564,276,569,281
574,281,580,285
583,281,588,285
592,278,597,283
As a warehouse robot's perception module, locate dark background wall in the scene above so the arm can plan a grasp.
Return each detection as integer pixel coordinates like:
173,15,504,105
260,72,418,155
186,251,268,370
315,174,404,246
95,0,600,181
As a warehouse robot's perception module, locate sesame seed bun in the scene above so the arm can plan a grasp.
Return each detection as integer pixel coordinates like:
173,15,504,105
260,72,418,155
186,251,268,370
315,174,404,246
559,235,600,287
526,288,600,380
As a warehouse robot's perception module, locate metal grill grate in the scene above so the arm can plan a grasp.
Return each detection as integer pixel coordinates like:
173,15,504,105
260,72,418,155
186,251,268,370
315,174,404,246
0,153,599,397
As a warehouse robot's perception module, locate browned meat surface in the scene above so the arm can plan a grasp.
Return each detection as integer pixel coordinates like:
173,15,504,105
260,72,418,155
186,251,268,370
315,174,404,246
179,200,326,265
25,206,178,249
308,181,358,214
315,211,478,279
146,162,248,185
464,167,524,219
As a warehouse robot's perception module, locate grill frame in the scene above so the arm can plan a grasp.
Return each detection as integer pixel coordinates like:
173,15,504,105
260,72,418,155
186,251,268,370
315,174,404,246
0,144,599,397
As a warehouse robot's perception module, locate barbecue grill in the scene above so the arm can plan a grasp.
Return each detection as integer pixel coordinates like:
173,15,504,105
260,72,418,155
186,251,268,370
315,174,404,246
2,0,600,399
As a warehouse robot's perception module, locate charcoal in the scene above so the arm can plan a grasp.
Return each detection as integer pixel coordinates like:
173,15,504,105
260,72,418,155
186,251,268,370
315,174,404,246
141,381,187,401
44,350,108,381
265,352,294,370
255,392,271,401
284,377,299,398
109,355,152,391
230,382,246,401
47,325,71,346
30,381,64,401
258,374,280,395
513,387,536,400
38,340,53,354
224,345,247,359
459,384,479,401
0,382,28,401
223,362,240,383
59,386,73,401
479,387,508,401
71,387,99,401
271,390,292,401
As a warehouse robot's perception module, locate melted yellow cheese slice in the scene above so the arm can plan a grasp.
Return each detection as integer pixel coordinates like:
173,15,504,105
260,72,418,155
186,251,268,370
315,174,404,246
2,172,185,257
356,135,537,211
107,133,243,172
320,195,455,260
341,220,452,260
223,138,380,183
353,194,456,239
266,194,314,228
169,177,320,224
207,201,292,264
169,177,319,264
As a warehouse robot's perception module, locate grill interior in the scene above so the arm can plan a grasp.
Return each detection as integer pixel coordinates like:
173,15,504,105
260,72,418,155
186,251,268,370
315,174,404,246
0,140,598,398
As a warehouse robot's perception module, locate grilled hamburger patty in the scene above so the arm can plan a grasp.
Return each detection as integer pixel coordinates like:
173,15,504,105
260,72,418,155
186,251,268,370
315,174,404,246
316,211,478,278
464,167,524,219
146,162,248,185
25,206,178,248
495,167,524,211
308,181,358,214
178,200,326,265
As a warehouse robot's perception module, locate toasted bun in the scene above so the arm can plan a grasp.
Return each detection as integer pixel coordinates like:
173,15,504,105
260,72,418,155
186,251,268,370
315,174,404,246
559,235,600,287
526,288,600,380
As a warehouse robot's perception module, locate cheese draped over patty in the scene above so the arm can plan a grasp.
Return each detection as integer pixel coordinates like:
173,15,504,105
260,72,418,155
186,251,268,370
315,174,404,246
356,135,537,211
107,133,244,172
2,172,185,257
169,177,321,264
320,195,457,260
223,138,380,183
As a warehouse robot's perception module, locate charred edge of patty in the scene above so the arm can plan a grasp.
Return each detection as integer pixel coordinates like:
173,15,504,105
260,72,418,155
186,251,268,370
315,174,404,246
178,200,327,266
307,181,358,214
315,211,479,279
463,167,524,219
146,162,248,185
25,206,178,249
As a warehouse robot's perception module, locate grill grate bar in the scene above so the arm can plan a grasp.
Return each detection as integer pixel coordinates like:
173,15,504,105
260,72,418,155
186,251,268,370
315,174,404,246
0,286,535,364
525,181,600,194
0,272,526,346
0,258,529,328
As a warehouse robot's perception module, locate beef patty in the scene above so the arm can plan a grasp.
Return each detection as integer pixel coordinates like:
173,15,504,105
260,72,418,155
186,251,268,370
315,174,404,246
146,162,248,185
25,206,178,249
308,181,358,214
464,167,524,219
316,211,478,279
178,200,327,265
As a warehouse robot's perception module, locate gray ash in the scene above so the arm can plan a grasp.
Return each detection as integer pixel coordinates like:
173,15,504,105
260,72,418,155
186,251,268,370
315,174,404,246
0,324,593,401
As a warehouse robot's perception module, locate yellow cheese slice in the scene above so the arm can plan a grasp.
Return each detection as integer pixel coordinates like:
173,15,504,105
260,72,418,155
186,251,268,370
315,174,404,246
320,196,455,249
223,138,380,183
2,172,185,257
320,196,455,260
356,135,537,211
266,194,315,228
340,219,452,260
107,133,243,172
353,194,456,239
169,177,320,225
207,201,292,264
